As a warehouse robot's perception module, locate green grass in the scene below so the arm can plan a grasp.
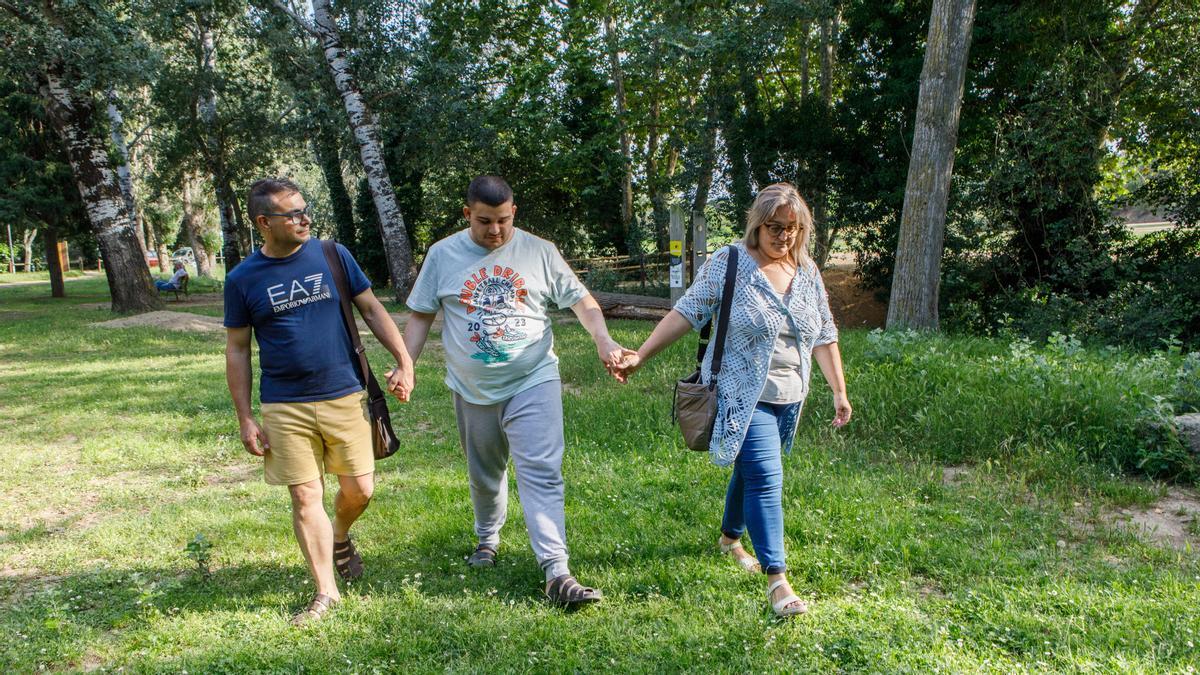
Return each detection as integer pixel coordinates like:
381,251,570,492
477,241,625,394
0,269,85,284
1,276,1198,672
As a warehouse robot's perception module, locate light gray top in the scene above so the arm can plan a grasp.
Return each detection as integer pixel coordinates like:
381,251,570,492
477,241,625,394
759,315,805,403
406,228,588,404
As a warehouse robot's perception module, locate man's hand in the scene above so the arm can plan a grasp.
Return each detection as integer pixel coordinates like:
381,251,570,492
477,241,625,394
608,348,642,383
595,336,633,382
386,363,415,402
832,392,853,428
239,417,270,456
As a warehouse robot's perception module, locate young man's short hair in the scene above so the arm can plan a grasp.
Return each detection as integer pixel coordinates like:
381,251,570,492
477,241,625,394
247,178,302,223
466,175,513,207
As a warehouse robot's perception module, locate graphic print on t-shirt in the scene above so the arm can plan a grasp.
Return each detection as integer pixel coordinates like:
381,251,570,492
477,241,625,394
267,272,331,314
458,264,532,363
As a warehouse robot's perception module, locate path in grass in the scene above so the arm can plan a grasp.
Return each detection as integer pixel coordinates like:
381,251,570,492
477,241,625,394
1,277,1197,672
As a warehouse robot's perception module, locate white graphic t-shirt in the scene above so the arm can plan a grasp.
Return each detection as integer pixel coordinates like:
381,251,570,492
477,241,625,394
406,228,588,404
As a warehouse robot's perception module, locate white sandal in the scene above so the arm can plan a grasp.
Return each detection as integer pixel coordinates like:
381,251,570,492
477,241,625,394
767,579,808,618
718,537,761,573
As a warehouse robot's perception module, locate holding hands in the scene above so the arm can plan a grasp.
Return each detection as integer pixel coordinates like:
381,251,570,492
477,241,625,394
596,337,639,384
385,363,415,402
604,348,642,383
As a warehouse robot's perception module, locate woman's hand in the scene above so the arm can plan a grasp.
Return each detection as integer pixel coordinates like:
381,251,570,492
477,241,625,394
832,392,852,428
608,348,641,383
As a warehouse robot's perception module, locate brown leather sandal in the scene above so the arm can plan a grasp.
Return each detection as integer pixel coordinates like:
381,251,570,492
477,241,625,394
544,574,602,609
333,536,364,581
467,544,497,568
290,593,338,626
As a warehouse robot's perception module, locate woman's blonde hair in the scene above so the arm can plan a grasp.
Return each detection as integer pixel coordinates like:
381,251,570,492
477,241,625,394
742,182,813,268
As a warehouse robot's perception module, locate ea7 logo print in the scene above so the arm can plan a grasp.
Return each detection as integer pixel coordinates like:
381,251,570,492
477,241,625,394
267,273,331,313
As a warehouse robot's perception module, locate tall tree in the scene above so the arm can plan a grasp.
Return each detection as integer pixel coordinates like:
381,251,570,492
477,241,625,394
1,2,161,312
41,66,161,312
195,6,246,269
603,12,634,241
886,0,977,330
272,0,415,300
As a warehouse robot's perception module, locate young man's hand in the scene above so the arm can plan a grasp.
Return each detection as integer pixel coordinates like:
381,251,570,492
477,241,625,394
386,364,415,402
239,417,270,456
608,348,641,383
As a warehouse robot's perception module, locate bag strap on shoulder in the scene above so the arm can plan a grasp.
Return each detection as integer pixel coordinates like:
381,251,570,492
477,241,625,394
694,246,739,386
321,240,386,403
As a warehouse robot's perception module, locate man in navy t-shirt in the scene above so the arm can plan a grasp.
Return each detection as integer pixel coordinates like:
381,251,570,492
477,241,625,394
224,178,414,626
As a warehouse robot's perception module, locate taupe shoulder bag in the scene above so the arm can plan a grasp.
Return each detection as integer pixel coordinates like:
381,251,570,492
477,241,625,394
322,240,401,460
672,246,738,451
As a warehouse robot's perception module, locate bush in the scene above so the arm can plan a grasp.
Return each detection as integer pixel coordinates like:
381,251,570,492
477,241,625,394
847,329,1197,481
939,228,1200,351
583,262,620,293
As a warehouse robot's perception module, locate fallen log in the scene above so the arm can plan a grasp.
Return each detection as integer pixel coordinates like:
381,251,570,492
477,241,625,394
591,291,672,321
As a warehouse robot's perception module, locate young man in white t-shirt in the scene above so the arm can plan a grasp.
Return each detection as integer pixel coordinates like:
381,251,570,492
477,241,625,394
403,176,625,607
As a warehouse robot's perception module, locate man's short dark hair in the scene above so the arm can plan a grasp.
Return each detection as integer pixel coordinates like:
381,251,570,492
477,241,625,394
247,178,302,223
466,175,513,207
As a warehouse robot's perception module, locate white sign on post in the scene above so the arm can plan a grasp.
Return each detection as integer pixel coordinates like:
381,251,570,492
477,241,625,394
669,206,686,301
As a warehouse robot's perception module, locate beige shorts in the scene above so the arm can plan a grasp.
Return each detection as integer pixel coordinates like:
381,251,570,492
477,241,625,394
260,390,374,486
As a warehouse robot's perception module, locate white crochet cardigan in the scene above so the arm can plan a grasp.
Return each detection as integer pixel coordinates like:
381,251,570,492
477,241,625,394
673,243,838,466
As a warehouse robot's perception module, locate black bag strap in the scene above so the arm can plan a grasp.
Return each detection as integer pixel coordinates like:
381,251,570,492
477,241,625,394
695,246,739,388
321,240,387,403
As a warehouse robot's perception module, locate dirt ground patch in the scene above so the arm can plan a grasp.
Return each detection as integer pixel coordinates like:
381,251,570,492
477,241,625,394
823,255,886,329
93,311,224,333
1104,487,1200,551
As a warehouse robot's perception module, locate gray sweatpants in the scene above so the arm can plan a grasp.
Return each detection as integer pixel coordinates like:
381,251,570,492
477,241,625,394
453,379,570,581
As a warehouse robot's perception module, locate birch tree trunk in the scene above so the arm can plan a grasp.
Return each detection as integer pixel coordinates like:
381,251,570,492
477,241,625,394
40,68,161,313
603,14,634,241
310,0,414,300
22,228,38,271
197,12,243,271
886,0,977,331
106,92,146,254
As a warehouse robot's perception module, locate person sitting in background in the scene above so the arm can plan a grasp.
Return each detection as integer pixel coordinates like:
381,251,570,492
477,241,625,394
155,261,189,291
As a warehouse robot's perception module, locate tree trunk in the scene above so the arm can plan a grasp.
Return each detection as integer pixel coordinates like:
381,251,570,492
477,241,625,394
603,14,634,242
40,68,161,313
197,12,243,271
43,226,64,298
692,96,720,216
811,8,841,270
314,124,357,244
105,92,146,255
308,0,414,301
886,0,977,331
22,227,37,272
182,177,213,277
800,20,811,104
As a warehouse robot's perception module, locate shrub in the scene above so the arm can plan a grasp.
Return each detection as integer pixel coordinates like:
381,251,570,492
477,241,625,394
846,329,1197,481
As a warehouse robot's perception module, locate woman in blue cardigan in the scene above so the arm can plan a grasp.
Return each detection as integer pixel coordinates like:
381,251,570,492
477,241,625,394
615,183,852,618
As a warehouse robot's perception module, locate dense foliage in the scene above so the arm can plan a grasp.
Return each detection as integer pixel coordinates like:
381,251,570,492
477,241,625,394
1,0,1197,340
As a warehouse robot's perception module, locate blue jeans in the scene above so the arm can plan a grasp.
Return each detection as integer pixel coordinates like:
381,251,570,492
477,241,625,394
721,401,799,575
155,280,177,291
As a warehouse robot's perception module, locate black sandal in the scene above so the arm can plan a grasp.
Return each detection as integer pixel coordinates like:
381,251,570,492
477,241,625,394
290,593,338,626
544,574,602,608
467,544,497,568
333,536,364,581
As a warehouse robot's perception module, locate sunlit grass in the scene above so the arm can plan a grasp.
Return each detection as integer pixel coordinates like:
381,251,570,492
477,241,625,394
1,275,1197,672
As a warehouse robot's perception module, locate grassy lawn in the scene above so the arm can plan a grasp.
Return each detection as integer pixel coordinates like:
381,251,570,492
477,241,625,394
1,276,1198,672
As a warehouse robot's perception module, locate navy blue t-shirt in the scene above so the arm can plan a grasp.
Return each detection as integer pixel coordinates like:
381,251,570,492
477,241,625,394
224,239,372,403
